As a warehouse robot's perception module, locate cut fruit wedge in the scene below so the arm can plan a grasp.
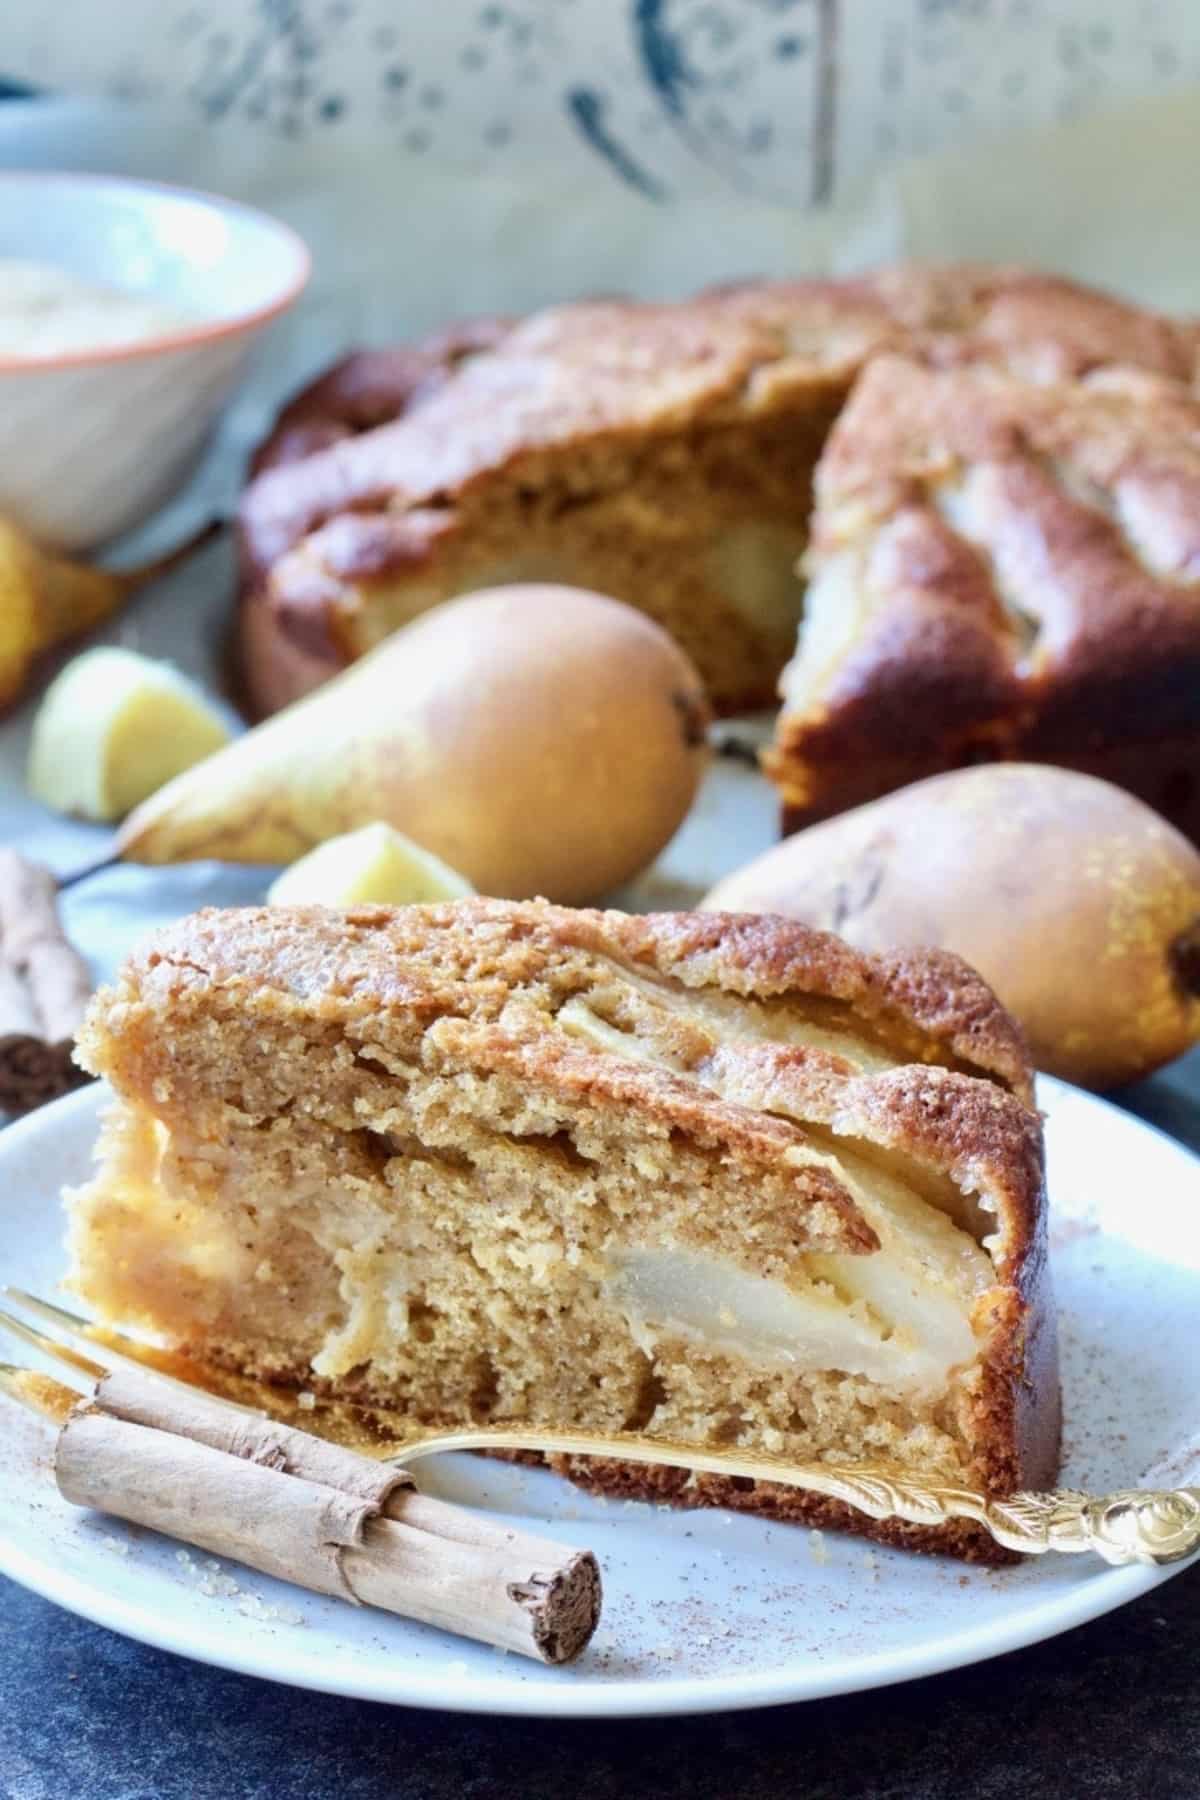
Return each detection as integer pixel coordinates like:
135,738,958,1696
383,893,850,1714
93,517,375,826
266,822,476,906
27,647,235,823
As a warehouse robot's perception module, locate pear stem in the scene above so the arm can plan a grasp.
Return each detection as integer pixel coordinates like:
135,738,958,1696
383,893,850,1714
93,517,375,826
56,851,120,892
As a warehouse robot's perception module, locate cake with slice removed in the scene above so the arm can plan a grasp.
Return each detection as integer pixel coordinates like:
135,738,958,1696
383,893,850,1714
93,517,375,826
68,900,1058,1561
764,355,1200,839
238,264,1200,719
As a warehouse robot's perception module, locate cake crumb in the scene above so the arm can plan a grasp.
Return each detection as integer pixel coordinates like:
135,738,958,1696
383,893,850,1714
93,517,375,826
297,1390,316,1411
808,1529,829,1566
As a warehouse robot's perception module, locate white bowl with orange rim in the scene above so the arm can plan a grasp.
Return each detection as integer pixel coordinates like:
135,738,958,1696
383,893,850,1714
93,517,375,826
0,170,309,551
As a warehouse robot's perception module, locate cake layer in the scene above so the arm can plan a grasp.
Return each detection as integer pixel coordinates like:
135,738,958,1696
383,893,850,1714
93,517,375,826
70,901,1058,1560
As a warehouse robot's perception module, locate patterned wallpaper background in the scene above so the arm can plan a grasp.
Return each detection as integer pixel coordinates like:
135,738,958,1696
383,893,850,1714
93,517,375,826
3,1,1200,208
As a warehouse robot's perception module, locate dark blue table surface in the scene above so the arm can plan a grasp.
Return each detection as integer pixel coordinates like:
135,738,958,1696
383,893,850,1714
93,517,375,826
6,1052,1200,1800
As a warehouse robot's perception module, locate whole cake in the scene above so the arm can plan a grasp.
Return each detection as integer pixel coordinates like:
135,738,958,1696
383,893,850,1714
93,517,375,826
238,263,1198,721
69,899,1058,1561
765,356,1200,836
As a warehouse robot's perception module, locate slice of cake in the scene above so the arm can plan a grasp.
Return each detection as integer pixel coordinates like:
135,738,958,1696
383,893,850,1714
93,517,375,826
764,354,1200,839
69,900,1058,1561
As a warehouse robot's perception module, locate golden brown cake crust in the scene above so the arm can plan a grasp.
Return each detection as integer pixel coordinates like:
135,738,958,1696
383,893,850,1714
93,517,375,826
236,285,889,590
101,896,1036,1108
240,266,1199,586
237,263,1198,718
75,900,1056,1562
558,905,1036,1104
246,317,515,480
766,354,1200,832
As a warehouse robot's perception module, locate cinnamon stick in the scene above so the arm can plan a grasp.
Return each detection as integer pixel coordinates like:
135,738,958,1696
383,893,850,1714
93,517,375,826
0,849,92,1112
91,1366,413,1508
54,1366,601,1663
58,1413,371,1599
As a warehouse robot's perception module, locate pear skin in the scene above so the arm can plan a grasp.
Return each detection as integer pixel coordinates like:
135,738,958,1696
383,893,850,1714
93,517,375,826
118,585,710,903
0,516,219,711
705,762,1200,1090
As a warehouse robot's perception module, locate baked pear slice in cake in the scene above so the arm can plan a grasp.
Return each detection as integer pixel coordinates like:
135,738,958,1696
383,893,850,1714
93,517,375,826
69,900,1058,1562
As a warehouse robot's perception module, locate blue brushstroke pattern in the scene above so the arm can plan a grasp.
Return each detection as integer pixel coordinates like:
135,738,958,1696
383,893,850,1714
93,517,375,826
631,0,768,193
564,87,667,199
634,0,693,116
630,0,833,201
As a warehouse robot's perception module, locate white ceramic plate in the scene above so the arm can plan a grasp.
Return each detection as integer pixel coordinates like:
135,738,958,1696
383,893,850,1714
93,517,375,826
1,1077,1196,1717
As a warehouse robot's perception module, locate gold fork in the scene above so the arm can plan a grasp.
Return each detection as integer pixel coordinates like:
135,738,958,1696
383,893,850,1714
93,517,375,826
3,1287,1198,1569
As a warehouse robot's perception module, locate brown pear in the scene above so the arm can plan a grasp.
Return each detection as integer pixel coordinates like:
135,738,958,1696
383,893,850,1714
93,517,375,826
705,763,1200,1090
119,584,710,905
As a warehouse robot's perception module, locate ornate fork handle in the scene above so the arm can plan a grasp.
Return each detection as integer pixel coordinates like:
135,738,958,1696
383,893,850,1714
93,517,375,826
974,1486,1200,1567
389,1427,1200,1569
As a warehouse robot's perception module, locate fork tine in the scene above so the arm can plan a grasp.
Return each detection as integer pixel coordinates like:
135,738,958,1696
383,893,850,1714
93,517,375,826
4,1288,262,1417
4,1287,155,1379
6,1288,101,1340
4,1289,171,1388
0,1305,106,1378
0,1361,87,1421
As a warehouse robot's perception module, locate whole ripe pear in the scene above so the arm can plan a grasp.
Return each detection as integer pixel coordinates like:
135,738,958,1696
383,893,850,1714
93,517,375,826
118,584,711,904
705,762,1200,1090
